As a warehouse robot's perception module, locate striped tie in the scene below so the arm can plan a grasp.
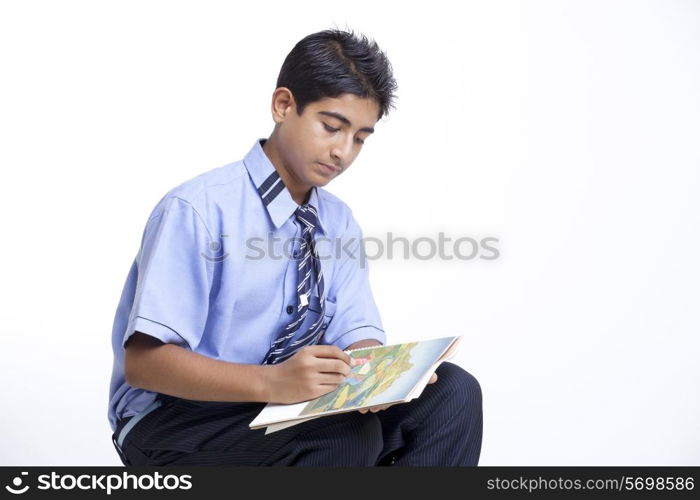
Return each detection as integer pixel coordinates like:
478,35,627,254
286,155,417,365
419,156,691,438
262,203,326,365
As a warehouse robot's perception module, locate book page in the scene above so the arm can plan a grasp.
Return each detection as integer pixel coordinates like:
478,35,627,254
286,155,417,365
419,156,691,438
250,336,461,430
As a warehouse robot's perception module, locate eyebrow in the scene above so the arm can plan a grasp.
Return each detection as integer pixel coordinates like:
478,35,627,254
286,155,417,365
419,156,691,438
317,111,375,134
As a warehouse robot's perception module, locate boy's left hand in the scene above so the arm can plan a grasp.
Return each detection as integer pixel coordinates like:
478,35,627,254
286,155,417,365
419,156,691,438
358,372,438,414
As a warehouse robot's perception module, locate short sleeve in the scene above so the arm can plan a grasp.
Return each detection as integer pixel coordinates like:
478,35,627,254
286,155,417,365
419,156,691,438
123,196,213,350
320,213,386,350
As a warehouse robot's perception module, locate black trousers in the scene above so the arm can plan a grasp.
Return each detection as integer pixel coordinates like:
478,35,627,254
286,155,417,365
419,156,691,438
111,361,482,466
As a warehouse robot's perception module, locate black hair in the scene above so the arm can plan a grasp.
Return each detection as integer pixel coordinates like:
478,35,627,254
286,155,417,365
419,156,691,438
276,27,398,121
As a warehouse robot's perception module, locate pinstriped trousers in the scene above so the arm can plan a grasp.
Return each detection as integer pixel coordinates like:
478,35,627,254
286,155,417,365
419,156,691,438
112,361,482,466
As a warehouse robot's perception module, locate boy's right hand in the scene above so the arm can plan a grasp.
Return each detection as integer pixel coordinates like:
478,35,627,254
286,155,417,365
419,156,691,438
264,345,353,404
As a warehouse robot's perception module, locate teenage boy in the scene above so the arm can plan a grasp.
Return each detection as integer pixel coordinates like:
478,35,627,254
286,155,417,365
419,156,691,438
108,28,482,466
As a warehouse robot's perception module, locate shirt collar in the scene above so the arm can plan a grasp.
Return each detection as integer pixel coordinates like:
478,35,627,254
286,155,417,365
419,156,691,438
243,138,326,235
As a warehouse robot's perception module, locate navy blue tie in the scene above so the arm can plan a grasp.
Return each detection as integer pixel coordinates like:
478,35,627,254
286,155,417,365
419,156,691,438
262,204,326,365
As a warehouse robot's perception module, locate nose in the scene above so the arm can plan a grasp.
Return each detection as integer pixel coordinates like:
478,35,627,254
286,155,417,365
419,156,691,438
330,135,354,166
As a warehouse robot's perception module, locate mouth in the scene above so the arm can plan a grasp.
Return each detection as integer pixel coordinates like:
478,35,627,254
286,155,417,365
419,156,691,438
317,162,341,175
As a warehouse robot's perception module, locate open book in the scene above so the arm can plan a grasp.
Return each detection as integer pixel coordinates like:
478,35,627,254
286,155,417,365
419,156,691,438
249,335,462,434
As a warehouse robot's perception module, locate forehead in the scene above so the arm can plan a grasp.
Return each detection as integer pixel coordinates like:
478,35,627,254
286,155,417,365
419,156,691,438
307,94,380,127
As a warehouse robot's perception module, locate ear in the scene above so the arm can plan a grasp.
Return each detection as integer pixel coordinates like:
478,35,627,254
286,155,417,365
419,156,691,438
270,87,295,124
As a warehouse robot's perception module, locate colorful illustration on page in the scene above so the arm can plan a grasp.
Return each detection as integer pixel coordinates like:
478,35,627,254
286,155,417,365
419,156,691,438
299,342,418,416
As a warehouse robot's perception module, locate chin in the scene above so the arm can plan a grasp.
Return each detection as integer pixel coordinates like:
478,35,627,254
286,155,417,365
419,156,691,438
309,175,333,187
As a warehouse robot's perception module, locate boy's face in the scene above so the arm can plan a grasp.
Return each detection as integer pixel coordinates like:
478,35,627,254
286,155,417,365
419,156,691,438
272,91,380,190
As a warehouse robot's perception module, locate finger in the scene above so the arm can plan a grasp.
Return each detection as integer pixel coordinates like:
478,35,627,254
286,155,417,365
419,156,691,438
428,373,438,384
317,372,348,385
307,345,352,365
317,358,352,377
349,357,364,367
370,404,392,413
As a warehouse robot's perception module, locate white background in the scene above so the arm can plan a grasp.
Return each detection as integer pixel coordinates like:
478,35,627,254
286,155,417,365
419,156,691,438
1,0,698,465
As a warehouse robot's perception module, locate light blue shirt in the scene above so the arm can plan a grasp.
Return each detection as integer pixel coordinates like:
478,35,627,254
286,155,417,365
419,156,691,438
108,138,386,432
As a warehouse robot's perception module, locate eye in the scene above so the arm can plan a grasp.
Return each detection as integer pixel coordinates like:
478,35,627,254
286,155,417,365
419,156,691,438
323,122,365,145
323,123,339,133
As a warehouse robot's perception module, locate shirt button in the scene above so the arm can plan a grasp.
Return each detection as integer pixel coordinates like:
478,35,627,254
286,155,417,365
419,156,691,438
286,305,294,315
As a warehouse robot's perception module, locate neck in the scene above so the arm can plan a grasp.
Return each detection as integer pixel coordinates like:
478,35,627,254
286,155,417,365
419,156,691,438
262,135,311,205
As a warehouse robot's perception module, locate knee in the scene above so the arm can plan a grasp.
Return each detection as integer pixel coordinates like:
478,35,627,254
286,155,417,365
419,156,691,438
355,413,384,463
328,412,383,466
292,411,383,466
435,362,482,412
